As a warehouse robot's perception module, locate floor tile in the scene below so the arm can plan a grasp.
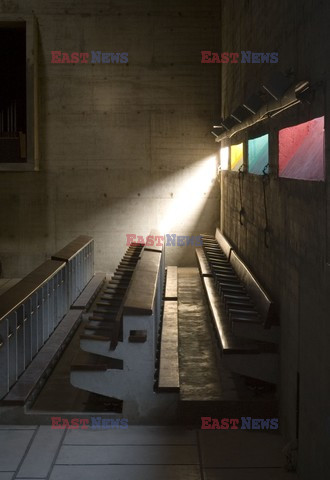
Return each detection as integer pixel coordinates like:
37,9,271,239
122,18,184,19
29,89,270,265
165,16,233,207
204,468,298,479
17,426,65,478
0,473,14,480
0,430,35,471
199,430,285,468
63,426,196,445
56,445,199,465
50,465,201,480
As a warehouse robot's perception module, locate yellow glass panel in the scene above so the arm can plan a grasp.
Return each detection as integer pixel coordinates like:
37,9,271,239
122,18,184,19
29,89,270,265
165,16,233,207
230,143,243,171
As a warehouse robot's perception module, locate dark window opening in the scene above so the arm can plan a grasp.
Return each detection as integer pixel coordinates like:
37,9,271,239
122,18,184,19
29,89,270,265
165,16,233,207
0,22,27,163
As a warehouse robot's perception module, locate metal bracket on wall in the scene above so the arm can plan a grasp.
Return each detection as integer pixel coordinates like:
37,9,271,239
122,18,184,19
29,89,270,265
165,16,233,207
262,166,270,248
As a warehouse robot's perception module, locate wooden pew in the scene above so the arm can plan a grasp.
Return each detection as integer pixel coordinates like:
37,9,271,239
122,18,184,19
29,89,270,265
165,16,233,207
229,251,277,331
71,236,177,419
197,229,279,383
79,243,143,353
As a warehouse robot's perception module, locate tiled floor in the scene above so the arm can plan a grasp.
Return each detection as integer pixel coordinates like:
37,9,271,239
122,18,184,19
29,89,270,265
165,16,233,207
0,426,299,480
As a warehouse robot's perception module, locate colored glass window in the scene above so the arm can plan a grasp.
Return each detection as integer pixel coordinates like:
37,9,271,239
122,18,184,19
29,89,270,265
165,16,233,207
279,117,324,181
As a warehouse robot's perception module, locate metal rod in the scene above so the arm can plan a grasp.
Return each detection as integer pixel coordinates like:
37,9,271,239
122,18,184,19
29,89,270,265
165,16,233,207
11,103,13,134
14,101,16,133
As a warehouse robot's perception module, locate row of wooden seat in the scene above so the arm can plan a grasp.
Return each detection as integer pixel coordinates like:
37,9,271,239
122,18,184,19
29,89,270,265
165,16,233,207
79,243,144,352
196,228,279,383
70,233,178,419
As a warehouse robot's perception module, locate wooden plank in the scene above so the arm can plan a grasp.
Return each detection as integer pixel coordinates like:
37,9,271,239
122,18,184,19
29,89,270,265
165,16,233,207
0,260,65,323
164,266,178,300
51,235,93,262
195,248,212,278
3,309,83,405
124,250,162,315
178,267,235,403
158,301,179,391
144,229,164,253
71,273,106,310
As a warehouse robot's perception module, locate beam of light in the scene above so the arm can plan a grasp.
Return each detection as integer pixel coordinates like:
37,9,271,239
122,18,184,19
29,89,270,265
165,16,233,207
158,154,218,234
220,146,229,170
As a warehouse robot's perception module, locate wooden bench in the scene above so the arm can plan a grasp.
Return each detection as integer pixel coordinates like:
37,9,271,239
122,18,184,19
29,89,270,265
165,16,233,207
79,243,144,352
158,266,179,392
123,250,162,316
229,251,277,330
197,229,279,383
71,236,174,419
200,229,277,332
203,276,273,354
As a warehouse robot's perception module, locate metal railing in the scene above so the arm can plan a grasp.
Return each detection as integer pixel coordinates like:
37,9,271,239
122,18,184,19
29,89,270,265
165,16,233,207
52,235,94,305
0,236,94,399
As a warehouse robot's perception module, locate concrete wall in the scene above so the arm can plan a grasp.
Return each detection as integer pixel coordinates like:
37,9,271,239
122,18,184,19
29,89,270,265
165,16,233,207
0,0,220,277
219,0,330,478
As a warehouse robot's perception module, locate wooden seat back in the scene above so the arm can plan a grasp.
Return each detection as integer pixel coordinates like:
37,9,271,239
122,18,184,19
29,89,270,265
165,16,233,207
215,228,232,259
230,251,275,327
